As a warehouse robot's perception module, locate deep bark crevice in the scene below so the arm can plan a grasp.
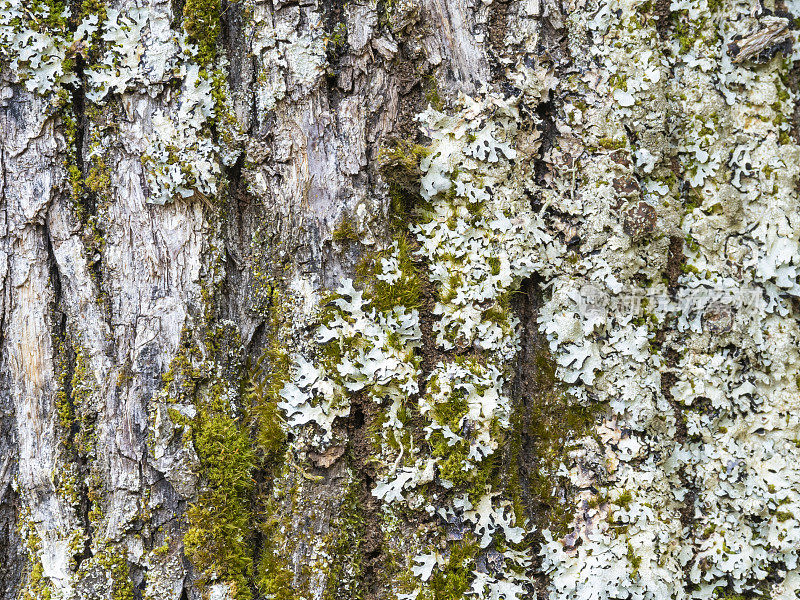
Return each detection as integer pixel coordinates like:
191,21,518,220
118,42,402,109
654,0,672,41
71,56,89,208
342,398,385,600
64,54,111,323
532,94,559,192
0,212,21,600
0,455,22,600
665,234,686,293
508,275,557,599
46,218,97,571
486,0,510,82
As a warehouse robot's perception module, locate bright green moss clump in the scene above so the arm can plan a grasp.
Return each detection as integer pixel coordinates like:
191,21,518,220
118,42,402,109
332,219,360,244
92,549,135,600
184,380,257,600
245,336,294,597
378,140,429,227
248,285,291,467
27,0,69,31
432,434,496,502
183,0,221,67
20,522,53,600
256,513,296,600
248,350,289,467
161,326,256,598
365,235,423,312
71,348,97,456
184,372,255,600
178,282,296,599
54,344,97,454
420,539,480,600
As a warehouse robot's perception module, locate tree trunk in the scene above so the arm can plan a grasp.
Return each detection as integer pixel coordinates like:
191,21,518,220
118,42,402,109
3,0,800,599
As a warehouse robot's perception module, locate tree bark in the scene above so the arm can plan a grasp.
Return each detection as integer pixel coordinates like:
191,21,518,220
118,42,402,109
3,0,800,599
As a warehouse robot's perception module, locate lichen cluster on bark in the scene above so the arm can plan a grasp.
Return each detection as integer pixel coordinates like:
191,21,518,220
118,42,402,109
2,0,800,598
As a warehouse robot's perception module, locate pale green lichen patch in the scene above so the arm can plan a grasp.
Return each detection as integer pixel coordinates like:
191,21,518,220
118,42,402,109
533,0,800,598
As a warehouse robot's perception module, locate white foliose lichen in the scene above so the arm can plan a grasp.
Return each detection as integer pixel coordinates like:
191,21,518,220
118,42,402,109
279,270,422,445
0,1,227,205
413,97,560,359
275,1,800,598
534,0,800,599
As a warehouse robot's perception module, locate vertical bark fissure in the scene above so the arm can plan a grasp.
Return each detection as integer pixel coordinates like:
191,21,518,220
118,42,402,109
343,399,385,600
508,276,566,599
45,218,97,571
0,140,21,593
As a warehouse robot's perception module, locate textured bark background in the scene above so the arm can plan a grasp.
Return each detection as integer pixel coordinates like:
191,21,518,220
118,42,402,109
3,0,800,599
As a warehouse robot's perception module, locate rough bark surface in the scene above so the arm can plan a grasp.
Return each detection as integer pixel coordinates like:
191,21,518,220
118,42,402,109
3,0,800,599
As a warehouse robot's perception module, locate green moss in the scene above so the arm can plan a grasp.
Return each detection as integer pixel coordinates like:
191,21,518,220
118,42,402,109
324,20,348,70
26,0,69,31
184,382,257,600
424,75,445,111
93,549,135,600
200,285,293,600
52,346,98,456
608,74,628,91
19,522,53,600
680,263,700,275
440,273,463,304
597,137,627,150
362,234,423,312
168,310,259,599
257,529,296,600
432,434,490,496
256,471,303,600
487,256,501,276
420,539,480,600
332,218,360,244
431,388,468,429
248,350,289,467
505,343,605,536
86,156,111,198
627,542,642,577
245,287,291,461
378,140,429,227
183,0,221,67
152,540,170,557
55,343,74,433
161,327,205,400
685,234,700,253
775,511,793,522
